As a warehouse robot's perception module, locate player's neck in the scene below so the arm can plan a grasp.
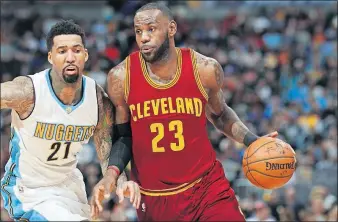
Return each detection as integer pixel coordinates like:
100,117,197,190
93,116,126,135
50,70,83,106
147,47,177,80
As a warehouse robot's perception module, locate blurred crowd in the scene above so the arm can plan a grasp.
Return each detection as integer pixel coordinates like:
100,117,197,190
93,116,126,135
1,1,337,221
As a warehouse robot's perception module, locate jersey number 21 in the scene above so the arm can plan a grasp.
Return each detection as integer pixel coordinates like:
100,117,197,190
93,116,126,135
47,142,72,161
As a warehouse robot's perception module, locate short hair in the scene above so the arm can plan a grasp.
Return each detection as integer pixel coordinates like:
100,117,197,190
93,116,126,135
46,20,86,51
135,2,173,20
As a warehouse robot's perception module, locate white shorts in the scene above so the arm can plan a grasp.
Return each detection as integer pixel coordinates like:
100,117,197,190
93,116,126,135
1,169,90,221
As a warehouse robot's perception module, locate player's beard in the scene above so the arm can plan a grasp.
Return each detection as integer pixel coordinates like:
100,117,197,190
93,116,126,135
141,33,170,63
62,67,80,83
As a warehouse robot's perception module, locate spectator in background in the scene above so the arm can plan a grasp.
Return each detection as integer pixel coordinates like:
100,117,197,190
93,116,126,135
247,201,276,221
327,204,338,222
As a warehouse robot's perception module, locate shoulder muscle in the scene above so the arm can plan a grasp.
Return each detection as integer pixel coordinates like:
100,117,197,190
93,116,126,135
107,59,127,106
106,59,130,124
194,51,224,92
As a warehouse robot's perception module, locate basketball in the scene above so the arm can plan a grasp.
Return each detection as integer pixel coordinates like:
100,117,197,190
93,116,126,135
242,137,296,189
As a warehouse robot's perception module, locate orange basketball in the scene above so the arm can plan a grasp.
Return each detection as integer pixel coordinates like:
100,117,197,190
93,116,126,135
242,137,296,189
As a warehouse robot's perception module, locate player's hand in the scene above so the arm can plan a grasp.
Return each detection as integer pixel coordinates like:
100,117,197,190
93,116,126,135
90,170,117,220
262,131,278,138
116,180,141,209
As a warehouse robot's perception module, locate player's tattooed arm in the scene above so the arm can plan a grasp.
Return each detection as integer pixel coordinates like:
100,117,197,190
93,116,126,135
93,84,115,174
106,58,133,171
91,82,138,216
93,84,129,184
0,76,34,118
196,52,259,146
107,59,130,124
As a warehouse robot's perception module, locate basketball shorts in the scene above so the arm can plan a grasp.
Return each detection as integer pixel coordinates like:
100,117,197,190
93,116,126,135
137,160,246,221
1,168,90,221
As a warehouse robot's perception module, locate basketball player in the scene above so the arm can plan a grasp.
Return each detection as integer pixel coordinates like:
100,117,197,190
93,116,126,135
91,3,282,221
0,20,140,221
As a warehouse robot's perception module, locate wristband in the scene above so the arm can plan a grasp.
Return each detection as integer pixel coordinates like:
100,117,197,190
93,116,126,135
107,165,120,176
243,132,259,147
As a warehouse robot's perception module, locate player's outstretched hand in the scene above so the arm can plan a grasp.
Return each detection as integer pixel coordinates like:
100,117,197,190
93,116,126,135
262,131,278,138
90,172,117,220
116,180,141,209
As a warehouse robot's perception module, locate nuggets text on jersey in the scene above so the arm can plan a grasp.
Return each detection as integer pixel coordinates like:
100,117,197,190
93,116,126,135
33,122,95,142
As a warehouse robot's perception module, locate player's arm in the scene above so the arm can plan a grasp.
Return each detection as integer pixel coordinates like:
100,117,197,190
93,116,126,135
105,59,132,176
105,60,140,206
196,52,259,146
0,76,34,116
93,84,126,178
90,61,139,219
93,84,132,193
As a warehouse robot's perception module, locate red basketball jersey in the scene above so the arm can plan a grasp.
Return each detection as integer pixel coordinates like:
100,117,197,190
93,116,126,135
126,48,216,190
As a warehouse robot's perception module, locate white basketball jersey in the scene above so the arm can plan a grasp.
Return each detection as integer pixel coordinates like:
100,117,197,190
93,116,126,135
4,69,98,188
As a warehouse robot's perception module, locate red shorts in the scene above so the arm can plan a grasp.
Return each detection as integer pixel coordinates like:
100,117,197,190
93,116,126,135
137,160,246,221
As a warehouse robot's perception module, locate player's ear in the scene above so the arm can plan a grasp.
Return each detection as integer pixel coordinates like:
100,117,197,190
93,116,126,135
47,51,53,65
84,48,89,62
168,20,177,37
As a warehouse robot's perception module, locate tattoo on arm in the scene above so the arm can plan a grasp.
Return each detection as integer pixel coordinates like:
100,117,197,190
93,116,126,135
93,85,115,174
107,62,126,105
231,122,250,143
94,59,131,175
213,60,222,87
199,55,257,145
210,105,251,144
107,60,130,124
1,76,34,116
